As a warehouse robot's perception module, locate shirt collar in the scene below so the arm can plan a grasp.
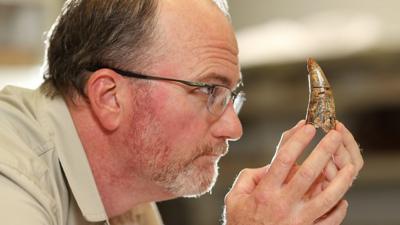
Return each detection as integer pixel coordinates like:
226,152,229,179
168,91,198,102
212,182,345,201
41,90,108,222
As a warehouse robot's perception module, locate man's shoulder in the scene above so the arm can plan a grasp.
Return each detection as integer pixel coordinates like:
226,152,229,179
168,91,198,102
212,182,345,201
0,87,61,223
0,126,59,224
0,86,44,124
0,124,52,179
0,85,55,191
0,85,52,153
0,120,54,195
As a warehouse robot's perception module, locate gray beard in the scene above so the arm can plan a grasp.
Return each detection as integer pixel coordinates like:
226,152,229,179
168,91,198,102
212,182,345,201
151,143,228,197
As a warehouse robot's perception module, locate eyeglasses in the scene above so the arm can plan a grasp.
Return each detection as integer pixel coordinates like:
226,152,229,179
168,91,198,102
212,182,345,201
87,65,246,117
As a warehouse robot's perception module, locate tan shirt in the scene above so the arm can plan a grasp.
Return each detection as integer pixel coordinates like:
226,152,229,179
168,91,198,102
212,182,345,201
0,86,163,225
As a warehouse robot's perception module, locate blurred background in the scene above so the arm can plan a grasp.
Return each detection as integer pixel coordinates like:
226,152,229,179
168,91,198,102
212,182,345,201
1,0,399,224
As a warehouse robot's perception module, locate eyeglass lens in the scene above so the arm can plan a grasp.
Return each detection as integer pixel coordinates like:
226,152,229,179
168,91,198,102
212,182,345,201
207,86,245,116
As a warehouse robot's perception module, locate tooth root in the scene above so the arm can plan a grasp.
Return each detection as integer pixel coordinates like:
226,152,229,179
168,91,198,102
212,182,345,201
305,58,336,133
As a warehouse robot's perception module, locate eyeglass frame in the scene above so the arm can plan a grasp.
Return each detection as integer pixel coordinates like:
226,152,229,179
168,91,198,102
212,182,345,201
86,65,246,116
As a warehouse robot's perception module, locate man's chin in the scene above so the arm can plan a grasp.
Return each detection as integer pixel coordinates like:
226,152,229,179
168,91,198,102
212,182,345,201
172,162,220,198
181,178,216,198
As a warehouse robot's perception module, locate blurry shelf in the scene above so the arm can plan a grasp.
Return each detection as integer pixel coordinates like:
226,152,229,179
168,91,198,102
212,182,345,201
0,0,62,65
0,0,55,6
241,50,400,121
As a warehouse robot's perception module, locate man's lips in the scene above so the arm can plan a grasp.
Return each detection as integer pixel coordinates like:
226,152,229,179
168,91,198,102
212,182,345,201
196,143,228,159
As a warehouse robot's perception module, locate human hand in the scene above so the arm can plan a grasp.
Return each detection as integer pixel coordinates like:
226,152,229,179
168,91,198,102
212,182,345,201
323,121,363,184
224,121,357,225
280,121,364,198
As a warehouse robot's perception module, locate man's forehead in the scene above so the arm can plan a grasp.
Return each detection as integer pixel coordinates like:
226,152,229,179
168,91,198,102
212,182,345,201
155,0,240,87
156,0,236,48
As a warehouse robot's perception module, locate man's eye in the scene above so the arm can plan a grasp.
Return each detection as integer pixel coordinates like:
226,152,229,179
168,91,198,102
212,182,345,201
196,86,213,95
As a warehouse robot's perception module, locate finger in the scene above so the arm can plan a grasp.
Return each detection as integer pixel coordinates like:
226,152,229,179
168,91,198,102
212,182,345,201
229,166,270,195
275,120,306,151
336,122,364,172
333,144,351,169
286,131,342,199
283,164,299,184
314,200,348,225
306,164,355,217
322,180,330,191
258,124,316,190
324,159,338,182
305,174,325,199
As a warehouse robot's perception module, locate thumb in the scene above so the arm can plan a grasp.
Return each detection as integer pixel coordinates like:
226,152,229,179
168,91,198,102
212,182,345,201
229,165,270,195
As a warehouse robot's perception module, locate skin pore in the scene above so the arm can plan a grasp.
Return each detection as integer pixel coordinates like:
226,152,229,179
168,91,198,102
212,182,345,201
67,0,243,217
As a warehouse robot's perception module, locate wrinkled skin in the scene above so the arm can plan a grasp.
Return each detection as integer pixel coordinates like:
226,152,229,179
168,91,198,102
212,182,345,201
224,121,363,225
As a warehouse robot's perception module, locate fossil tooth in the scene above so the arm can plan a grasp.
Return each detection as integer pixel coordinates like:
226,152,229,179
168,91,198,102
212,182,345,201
305,58,336,133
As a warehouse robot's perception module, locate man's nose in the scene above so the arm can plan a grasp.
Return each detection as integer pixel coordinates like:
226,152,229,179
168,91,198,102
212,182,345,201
211,102,243,141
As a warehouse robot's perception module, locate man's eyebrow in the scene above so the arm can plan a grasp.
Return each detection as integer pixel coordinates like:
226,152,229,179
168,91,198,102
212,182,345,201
199,73,243,88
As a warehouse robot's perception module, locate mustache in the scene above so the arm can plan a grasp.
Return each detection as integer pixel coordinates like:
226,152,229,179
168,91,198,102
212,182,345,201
196,142,229,158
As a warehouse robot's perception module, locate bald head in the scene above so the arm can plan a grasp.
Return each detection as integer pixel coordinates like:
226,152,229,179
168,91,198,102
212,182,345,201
211,0,230,18
147,0,238,82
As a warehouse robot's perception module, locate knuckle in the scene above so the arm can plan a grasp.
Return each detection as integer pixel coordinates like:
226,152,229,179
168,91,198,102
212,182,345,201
282,130,290,138
240,168,252,176
321,195,335,209
298,165,316,182
254,189,272,204
292,135,308,147
320,135,341,154
238,168,249,177
275,153,294,169
254,188,283,206
235,168,252,181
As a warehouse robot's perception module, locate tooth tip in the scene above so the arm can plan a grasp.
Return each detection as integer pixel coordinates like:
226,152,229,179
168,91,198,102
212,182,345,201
306,58,331,87
307,58,317,72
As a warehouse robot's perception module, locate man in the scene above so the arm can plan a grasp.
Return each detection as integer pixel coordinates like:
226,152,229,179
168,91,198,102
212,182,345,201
0,0,363,225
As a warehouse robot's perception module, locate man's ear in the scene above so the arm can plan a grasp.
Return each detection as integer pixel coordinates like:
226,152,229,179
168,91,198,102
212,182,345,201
86,69,125,131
